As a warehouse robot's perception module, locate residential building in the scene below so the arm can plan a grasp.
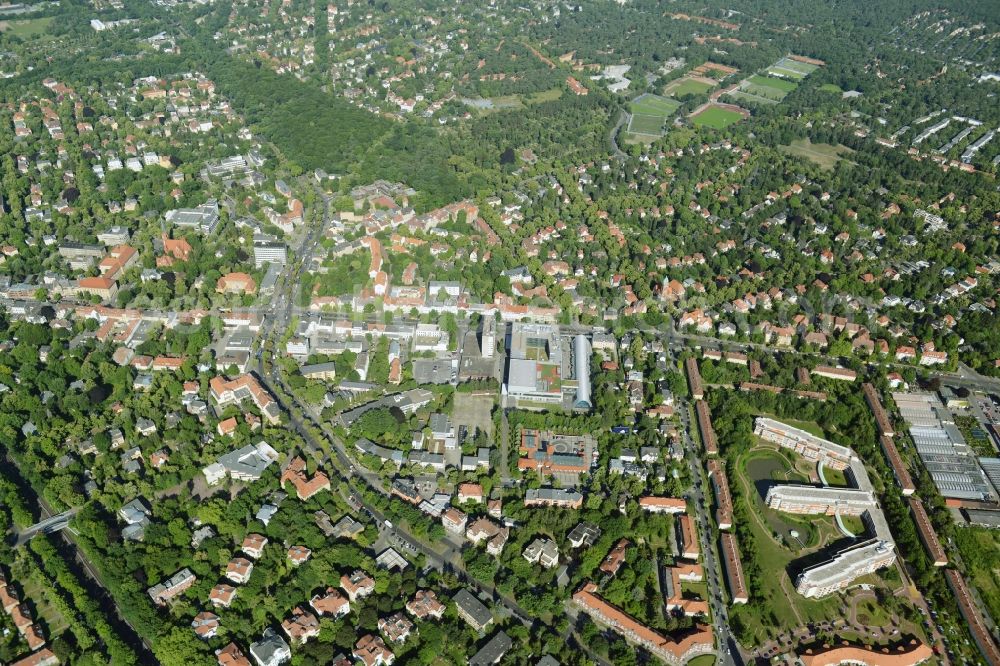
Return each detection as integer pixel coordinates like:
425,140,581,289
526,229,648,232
524,487,583,509
567,521,602,548
249,628,291,666
192,611,220,639
226,557,254,584
694,401,718,455
453,589,493,632
753,417,855,470
523,538,560,568
311,587,350,618
465,517,509,555
148,568,196,606
677,514,699,560
572,582,713,666
215,642,252,666
378,612,414,643
796,540,896,598
599,539,628,576
353,634,395,666
638,497,687,514
797,640,933,666
442,507,468,534
281,606,320,645
209,583,237,608
908,497,947,566
945,568,1000,666
406,590,445,620
242,533,268,559
210,374,281,424
341,570,376,601
280,456,330,500
470,631,513,666
719,533,748,604
707,460,733,529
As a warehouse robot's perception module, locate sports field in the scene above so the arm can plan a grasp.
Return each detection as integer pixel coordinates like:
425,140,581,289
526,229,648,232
770,56,819,79
742,74,797,101
665,77,715,97
630,93,681,116
749,74,797,93
628,113,665,136
690,104,745,129
626,94,681,139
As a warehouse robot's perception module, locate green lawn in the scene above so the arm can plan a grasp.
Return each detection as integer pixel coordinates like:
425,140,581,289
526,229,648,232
688,656,716,666
839,514,866,535
855,597,892,627
631,93,681,116
730,449,849,643
628,113,665,136
822,466,848,487
779,138,855,170
690,105,745,129
819,83,843,93
749,74,797,93
0,17,53,37
527,88,563,104
774,57,819,76
666,78,714,97
726,90,779,106
20,574,69,636
486,95,524,110
954,526,1000,622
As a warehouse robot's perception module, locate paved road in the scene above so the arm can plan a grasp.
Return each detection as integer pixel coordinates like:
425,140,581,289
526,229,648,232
13,507,79,546
678,400,742,666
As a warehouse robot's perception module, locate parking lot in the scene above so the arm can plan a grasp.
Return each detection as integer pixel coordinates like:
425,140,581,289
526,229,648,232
453,392,495,440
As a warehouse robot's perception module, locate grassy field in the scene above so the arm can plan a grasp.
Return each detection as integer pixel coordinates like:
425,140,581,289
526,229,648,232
665,77,714,97
486,95,523,110
0,16,53,37
726,90,779,106
690,105,745,129
687,655,716,666
628,113,665,136
774,57,819,76
631,93,681,116
819,83,843,94
854,597,892,627
954,526,1000,622
20,573,69,636
822,465,848,487
626,94,680,140
839,514,866,535
527,88,563,104
779,138,854,170
749,74,797,93
731,449,845,642
483,87,562,111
